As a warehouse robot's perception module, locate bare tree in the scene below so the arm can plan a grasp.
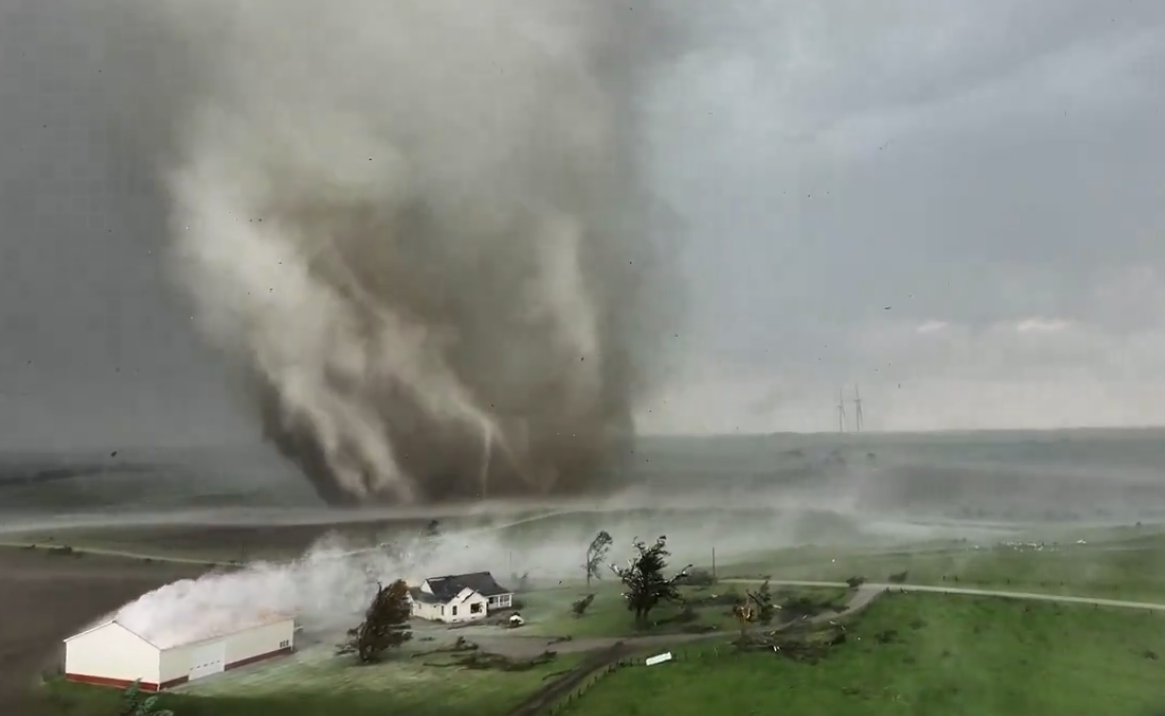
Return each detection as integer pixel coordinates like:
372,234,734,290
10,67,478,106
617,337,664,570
584,530,613,587
732,600,754,637
611,536,691,627
337,579,413,663
747,578,776,625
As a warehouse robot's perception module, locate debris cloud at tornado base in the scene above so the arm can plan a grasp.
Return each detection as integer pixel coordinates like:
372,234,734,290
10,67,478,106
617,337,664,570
115,0,681,506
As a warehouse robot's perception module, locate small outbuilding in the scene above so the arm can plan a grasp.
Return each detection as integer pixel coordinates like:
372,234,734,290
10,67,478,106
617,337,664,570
63,612,295,692
408,571,514,624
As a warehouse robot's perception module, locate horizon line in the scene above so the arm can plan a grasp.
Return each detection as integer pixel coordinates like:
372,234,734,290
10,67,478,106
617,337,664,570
638,424,1165,438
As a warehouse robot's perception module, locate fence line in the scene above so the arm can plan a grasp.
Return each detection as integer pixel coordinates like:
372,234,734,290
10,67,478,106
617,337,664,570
541,643,738,714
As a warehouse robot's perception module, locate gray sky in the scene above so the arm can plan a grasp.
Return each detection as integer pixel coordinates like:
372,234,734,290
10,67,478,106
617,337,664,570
639,0,1165,433
2,0,1165,448
0,0,253,450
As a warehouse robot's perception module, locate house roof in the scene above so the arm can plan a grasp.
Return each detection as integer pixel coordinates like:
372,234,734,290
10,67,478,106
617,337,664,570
408,587,441,604
424,572,511,601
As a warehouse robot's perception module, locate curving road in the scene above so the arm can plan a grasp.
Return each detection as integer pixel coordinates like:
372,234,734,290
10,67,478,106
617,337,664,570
7,537,1163,616
473,583,887,658
722,578,1165,612
7,539,1164,615
502,579,1165,715
490,578,1165,660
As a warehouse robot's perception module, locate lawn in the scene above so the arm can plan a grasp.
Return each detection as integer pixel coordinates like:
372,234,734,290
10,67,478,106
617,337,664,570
725,532,1165,601
34,647,586,716
509,583,850,638
556,591,1165,716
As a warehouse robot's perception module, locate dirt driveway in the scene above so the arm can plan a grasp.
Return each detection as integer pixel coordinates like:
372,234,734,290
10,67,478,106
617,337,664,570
471,584,886,659
500,585,885,716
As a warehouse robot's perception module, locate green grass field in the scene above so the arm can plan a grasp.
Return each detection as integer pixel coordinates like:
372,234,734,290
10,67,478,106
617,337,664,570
556,591,1165,716
14,519,1165,604
725,530,1165,602
37,648,586,716
11,518,1165,606
506,583,849,638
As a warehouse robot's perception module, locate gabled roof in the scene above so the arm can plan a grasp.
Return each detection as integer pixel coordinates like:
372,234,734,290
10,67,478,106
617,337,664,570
409,587,441,604
172,611,295,649
423,572,511,601
64,619,159,649
67,611,296,650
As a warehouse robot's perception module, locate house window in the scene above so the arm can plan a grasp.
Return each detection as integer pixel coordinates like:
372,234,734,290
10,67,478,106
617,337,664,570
470,602,482,614
441,606,445,616
452,606,458,617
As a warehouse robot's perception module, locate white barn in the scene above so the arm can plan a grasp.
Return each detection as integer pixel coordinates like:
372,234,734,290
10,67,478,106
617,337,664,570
64,612,295,691
409,572,514,624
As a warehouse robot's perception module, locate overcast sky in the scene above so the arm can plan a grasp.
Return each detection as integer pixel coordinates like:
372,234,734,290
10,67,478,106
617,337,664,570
2,0,1164,448
639,0,1165,433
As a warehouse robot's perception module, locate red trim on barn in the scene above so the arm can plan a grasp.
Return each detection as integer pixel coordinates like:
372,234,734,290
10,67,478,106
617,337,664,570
65,645,295,691
64,674,188,691
226,645,294,671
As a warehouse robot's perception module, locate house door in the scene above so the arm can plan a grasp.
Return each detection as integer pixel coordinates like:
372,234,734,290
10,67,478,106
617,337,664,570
188,640,226,680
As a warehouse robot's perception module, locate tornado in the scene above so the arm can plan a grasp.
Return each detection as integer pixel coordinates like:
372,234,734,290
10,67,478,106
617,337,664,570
120,0,680,505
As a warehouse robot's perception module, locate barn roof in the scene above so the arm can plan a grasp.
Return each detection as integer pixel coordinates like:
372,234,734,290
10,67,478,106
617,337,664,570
174,609,295,648
424,572,511,601
63,619,158,649
102,609,295,650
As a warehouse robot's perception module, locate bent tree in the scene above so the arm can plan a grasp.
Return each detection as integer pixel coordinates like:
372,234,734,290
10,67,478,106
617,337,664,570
584,530,613,587
611,535,691,626
337,579,413,663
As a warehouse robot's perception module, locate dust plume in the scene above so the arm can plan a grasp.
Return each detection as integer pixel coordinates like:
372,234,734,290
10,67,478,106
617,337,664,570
108,511,781,647
125,0,680,506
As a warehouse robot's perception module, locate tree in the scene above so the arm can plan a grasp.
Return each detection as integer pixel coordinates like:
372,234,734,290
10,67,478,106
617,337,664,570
610,536,691,626
336,579,413,663
511,571,532,592
571,593,596,617
732,600,754,636
685,568,717,586
119,679,173,716
747,578,776,625
584,530,613,587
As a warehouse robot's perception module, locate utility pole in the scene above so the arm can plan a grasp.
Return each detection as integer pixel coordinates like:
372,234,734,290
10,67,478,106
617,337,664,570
712,548,717,579
853,385,864,433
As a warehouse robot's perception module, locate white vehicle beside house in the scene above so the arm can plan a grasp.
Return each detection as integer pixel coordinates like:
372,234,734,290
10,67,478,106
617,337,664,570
407,571,515,624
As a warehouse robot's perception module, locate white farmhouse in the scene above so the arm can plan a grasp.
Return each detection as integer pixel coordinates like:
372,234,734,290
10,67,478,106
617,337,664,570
63,611,295,692
408,572,514,623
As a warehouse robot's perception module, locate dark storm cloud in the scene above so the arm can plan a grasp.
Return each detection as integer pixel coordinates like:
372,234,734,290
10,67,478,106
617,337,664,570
2,0,1165,445
0,0,255,449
